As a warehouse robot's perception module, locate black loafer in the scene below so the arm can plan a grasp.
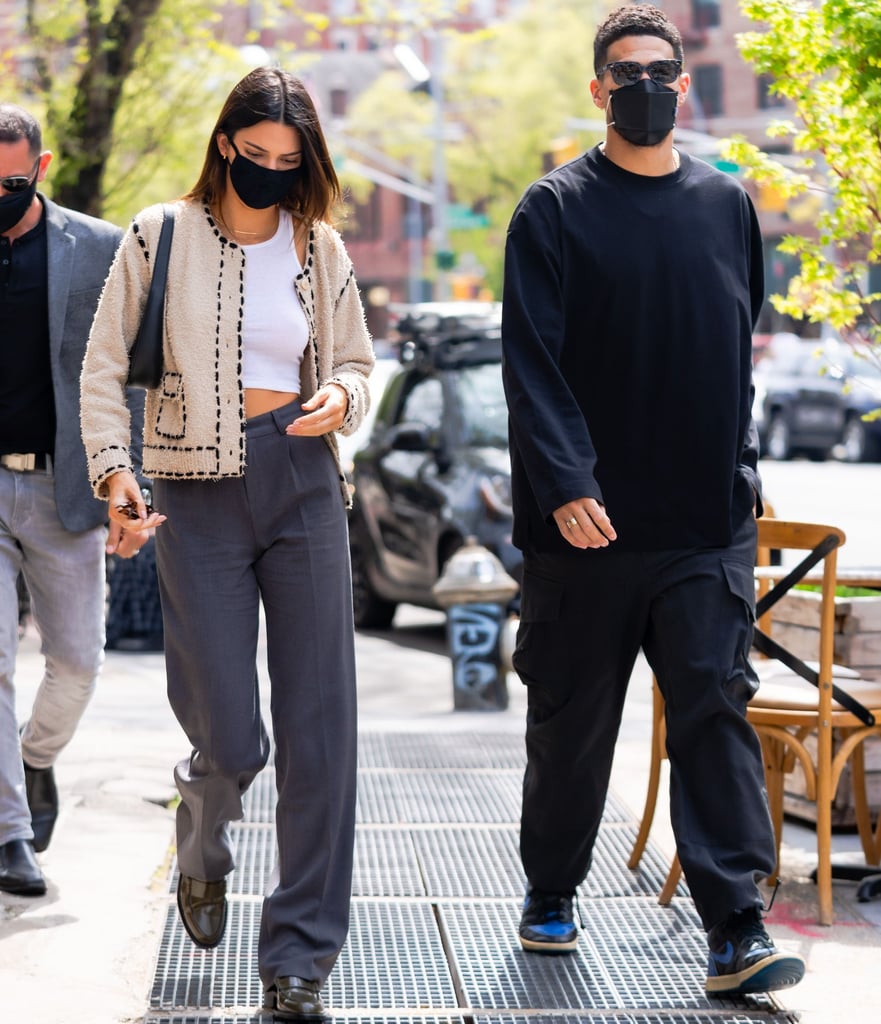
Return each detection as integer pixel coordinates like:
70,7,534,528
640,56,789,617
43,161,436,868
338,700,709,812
23,761,58,853
0,839,47,896
263,976,329,1021
176,874,227,948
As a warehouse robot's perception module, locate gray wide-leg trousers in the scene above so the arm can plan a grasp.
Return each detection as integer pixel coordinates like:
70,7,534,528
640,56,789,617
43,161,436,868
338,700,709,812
154,401,357,986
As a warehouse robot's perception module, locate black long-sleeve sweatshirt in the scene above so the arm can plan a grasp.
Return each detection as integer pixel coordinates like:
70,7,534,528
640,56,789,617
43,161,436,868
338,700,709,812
501,144,764,553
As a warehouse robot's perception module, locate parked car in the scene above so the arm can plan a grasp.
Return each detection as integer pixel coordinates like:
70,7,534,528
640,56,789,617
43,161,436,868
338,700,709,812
336,354,400,474
752,333,881,462
825,343,881,462
753,334,845,460
347,305,520,629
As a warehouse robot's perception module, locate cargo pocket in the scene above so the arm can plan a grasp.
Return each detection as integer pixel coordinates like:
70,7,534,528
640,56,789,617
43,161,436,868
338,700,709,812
721,559,759,703
513,570,566,690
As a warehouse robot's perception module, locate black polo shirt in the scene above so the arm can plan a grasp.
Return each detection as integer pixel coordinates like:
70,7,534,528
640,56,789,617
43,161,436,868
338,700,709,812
0,204,56,456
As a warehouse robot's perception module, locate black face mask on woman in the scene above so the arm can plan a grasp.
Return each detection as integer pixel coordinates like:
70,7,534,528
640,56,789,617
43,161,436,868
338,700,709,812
0,174,38,234
608,78,679,147
226,138,300,209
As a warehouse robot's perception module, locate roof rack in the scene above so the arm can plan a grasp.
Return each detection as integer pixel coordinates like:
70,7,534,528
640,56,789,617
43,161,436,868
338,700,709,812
391,304,502,370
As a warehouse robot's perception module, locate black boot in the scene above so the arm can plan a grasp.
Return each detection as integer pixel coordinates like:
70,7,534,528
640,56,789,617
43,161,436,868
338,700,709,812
0,839,47,896
23,761,58,853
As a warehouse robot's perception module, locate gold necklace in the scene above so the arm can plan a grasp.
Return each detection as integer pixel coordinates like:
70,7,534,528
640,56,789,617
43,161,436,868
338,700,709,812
215,206,279,243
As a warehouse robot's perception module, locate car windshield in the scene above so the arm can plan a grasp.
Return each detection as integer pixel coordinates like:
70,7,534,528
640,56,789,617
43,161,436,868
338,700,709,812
457,362,508,447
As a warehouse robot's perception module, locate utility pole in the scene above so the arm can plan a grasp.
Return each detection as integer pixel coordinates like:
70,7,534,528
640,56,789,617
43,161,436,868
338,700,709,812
429,30,452,300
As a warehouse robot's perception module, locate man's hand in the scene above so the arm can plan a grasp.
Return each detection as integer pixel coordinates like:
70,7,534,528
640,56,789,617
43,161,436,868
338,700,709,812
554,497,617,550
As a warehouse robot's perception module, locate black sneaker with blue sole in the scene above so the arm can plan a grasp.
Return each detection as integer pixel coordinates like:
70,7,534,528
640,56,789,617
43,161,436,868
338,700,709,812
518,888,578,953
706,906,805,995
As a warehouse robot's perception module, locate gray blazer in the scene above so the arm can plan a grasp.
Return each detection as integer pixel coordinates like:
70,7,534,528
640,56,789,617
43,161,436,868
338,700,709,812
43,196,141,532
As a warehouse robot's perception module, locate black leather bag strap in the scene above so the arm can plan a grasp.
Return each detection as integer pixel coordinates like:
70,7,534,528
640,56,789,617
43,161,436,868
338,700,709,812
151,203,174,291
128,204,174,389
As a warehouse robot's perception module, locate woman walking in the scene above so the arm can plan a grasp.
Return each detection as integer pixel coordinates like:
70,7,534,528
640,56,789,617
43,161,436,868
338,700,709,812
80,67,373,1021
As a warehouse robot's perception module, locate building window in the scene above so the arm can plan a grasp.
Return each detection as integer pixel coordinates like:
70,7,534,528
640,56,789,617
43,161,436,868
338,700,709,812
757,74,786,110
691,0,721,29
692,64,723,118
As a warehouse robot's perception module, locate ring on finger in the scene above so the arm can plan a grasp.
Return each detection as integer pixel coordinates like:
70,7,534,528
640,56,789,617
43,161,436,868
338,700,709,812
565,516,578,529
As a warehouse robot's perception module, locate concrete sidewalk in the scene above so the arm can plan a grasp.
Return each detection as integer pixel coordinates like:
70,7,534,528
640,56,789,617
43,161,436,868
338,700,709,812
2,606,879,1022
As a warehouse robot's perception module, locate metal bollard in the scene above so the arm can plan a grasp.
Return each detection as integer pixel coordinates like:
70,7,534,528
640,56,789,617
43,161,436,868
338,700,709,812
431,537,520,710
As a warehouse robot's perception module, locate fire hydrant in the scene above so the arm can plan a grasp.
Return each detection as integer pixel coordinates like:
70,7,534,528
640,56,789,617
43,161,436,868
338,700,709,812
431,537,520,710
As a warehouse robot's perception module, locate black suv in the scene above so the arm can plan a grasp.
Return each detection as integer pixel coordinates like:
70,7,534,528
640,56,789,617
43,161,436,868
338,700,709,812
753,335,844,460
753,334,881,461
348,307,521,629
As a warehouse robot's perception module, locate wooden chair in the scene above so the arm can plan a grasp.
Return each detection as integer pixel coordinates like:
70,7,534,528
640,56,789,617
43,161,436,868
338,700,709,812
628,518,881,925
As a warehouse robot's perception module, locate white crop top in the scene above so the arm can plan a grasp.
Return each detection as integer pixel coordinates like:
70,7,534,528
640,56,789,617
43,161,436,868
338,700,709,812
240,209,308,393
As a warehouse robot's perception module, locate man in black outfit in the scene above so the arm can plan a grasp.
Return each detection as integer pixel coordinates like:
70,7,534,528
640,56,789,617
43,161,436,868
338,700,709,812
501,5,804,997
0,103,146,897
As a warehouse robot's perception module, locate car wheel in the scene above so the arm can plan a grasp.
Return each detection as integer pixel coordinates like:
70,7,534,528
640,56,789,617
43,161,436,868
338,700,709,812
840,415,868,463
765,414,792,460
349,535,397,630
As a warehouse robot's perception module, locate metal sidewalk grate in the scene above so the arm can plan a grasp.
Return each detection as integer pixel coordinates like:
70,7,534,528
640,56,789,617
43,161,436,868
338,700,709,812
440,899,778,1015
151,900,264,1010
352,827,425,897
358,730,527,770
470,1016,788,1024
148,731,793,1024
326,901,457,1008
356,769,524,824
144,1017,471,1024
143,1016,777,1024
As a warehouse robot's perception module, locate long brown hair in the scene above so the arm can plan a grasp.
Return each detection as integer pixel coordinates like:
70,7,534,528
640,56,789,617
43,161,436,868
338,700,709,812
185,67,341,226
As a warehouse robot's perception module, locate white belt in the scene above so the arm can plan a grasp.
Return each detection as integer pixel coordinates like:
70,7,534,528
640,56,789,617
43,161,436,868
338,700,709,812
0,453,52,472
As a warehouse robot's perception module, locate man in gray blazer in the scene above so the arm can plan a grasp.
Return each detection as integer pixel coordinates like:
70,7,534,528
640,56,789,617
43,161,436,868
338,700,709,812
0,102,147,896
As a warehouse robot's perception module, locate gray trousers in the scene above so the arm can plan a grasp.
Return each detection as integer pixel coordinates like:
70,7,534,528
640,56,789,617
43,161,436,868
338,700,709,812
514,513,776,931
0,464,105,845
154,402,357,986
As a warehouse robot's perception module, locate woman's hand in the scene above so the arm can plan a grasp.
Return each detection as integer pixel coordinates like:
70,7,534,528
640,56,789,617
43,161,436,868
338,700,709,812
105,470,166,558
285,383,348,436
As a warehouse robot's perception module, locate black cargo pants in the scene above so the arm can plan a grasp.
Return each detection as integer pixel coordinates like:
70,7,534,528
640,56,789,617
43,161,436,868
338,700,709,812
513,513,776,931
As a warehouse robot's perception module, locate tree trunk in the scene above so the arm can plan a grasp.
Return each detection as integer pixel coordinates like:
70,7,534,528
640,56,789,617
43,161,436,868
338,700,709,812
53,0,164,216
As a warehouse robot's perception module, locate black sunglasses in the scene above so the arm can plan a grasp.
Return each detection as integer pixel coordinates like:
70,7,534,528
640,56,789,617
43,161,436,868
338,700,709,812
0,157,40,193
115,500,158,520
598,59,683,87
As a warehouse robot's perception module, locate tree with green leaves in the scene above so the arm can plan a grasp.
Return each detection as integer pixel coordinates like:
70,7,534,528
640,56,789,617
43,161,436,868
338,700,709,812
342,0,610,295
723,0,881,367
12,0,248,220
7,0,449,223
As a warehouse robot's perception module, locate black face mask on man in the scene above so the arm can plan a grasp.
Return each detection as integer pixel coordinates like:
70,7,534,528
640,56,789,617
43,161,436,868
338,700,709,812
225,137,300,210
0,175,38,234
608,78,679,148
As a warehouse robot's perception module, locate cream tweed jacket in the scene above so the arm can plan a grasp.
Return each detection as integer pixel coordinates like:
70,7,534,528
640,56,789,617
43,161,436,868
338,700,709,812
80,199,374,507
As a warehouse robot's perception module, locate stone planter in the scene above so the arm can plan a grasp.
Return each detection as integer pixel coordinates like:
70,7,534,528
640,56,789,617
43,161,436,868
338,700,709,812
766,591,881,827
769,590,881,674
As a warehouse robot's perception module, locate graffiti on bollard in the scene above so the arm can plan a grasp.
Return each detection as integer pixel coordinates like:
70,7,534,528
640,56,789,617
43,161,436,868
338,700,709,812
448,602,508,710
432,537,519,711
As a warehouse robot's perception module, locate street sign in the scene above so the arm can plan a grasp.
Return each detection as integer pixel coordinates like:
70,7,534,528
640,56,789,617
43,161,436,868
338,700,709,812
447,203,489,230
